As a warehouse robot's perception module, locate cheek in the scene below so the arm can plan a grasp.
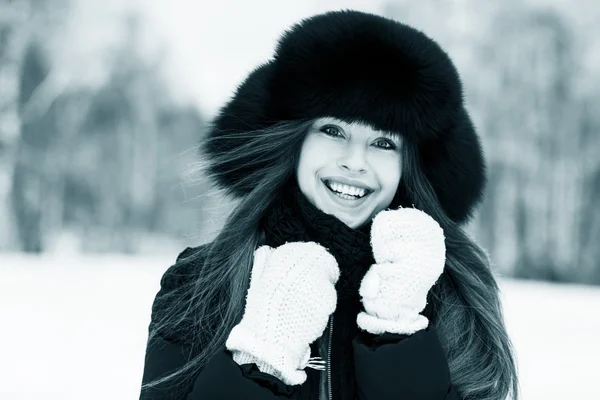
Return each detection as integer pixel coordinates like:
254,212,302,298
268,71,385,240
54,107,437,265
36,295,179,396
297,140,326,181
373,156,402,189
299,140,329,170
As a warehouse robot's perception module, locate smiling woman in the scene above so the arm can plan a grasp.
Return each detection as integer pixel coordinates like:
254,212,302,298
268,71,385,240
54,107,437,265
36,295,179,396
140,9,518,400
296,117,403,229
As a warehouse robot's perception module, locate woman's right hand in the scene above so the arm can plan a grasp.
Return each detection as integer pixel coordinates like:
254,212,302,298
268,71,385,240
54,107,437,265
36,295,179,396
225,241,340,386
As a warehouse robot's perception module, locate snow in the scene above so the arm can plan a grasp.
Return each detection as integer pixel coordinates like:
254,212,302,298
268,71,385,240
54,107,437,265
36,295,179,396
1,253,599,399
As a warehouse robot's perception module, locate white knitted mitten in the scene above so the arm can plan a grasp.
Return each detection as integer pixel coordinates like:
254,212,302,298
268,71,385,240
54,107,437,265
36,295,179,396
357,208,446,335
226,241,339,386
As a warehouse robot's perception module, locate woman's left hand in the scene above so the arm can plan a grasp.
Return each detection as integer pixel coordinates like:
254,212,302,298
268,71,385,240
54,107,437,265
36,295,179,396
357,207,446,335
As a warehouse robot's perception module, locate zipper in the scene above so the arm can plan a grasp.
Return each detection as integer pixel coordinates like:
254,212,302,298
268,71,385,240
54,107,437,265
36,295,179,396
328,313,334,400
305,314,335,400
317,314,335,400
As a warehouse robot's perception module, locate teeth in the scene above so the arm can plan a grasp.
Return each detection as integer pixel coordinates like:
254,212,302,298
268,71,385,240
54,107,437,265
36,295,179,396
327,181,367,197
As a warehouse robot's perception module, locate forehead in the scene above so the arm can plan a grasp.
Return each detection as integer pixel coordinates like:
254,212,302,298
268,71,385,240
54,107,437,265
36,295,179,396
314,116,399,137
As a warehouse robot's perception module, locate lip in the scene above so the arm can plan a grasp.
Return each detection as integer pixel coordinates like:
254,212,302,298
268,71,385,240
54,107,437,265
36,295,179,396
321,180,372,208
322,176,374,192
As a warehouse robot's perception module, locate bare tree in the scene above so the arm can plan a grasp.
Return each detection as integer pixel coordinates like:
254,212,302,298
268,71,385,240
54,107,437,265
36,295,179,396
476,8,586,281
0,0,32,250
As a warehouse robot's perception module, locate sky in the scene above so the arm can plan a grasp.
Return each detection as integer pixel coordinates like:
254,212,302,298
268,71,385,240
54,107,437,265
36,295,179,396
56,0,386,116
138,0,387,115
54,0,599,118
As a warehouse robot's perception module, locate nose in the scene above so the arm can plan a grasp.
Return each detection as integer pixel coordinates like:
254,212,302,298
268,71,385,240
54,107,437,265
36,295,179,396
337,149,367,174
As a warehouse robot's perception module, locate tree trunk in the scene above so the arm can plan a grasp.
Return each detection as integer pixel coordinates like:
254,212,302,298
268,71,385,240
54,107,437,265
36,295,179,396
0,1,31,250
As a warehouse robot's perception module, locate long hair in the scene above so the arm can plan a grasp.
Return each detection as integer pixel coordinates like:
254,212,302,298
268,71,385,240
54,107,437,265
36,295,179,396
141,119,519,400
140,119,313,395
400,143,520,400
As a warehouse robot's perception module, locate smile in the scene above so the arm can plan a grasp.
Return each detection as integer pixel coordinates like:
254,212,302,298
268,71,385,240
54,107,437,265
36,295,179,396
322,179,373,206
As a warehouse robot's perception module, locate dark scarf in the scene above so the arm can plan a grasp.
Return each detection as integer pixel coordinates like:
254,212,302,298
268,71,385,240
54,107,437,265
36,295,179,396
261,180,376,301
260,179,376,400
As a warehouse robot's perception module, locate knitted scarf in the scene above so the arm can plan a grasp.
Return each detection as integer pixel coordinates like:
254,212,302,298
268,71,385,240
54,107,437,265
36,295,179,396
260,178,376,400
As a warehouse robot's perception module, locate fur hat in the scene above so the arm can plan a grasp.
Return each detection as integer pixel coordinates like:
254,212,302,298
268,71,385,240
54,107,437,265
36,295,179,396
202,9,486,224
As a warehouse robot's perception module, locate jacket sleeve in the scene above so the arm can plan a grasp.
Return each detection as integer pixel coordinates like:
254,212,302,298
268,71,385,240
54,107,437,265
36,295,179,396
140,335,297,399
139,246,298,400
352,325,461,400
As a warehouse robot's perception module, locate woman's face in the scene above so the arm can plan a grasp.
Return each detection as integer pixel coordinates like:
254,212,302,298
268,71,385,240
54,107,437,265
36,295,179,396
296,117,403,229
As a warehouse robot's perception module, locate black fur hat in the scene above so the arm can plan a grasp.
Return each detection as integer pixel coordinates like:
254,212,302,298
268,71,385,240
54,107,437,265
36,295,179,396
202,9,486,224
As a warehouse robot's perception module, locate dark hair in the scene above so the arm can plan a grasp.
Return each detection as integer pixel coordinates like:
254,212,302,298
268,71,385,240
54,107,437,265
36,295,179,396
141,119,519,400
400,143,519,399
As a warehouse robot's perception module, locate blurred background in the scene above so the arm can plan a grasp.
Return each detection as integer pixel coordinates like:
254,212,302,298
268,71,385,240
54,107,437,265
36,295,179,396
1,0,599,399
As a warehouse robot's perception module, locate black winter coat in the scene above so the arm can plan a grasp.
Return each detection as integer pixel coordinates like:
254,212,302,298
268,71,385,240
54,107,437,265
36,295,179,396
140,182,462,400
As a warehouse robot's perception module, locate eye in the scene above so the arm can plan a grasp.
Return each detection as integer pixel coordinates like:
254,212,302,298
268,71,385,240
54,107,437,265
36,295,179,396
320,125,344,138
374,138,397,151
320,125,399,151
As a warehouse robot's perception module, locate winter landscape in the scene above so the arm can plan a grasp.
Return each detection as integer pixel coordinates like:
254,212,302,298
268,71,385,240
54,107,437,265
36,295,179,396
2,252,599,399
2,0,600,399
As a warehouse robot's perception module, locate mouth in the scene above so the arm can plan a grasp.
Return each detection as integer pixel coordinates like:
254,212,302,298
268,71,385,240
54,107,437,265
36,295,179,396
322,179,374,202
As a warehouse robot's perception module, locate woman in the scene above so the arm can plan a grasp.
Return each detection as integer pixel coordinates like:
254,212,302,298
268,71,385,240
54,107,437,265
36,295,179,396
139,9,519,400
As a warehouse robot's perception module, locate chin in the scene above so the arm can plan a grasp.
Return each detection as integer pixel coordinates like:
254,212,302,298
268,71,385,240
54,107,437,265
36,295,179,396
334,212,369,229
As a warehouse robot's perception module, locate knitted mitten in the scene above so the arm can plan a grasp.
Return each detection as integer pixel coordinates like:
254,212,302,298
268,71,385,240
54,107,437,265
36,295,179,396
226,241,339,386
357,208,446,335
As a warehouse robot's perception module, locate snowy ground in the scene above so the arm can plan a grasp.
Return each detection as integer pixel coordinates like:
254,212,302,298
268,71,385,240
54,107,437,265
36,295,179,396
1,253,599,400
